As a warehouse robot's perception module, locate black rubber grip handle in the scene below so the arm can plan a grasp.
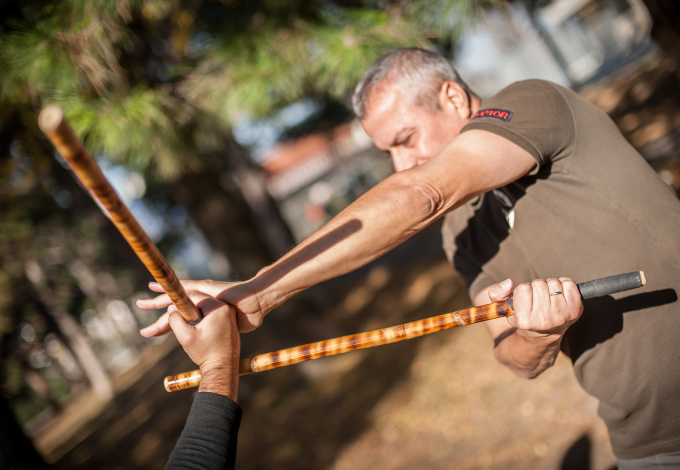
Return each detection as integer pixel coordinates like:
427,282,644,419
577,271,646,299
506,271,645,310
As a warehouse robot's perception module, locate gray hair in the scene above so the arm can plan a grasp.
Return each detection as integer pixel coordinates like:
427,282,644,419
352,48,475,120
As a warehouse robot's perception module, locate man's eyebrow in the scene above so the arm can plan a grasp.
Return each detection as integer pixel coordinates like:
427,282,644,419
390,127,415,147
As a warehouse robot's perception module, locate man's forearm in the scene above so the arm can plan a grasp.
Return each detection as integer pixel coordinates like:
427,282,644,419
165,393,241,470
248,169,466,314
493,329,564,378
220,130,535,327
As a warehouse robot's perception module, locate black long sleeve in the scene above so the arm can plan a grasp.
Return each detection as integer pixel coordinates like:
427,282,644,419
165,392,242,470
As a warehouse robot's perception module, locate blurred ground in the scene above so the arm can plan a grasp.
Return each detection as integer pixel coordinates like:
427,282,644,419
44,250,616,470
39,51,680,470
580,52,680,195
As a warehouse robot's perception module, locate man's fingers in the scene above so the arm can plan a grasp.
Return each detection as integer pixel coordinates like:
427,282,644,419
167,308,194,345
148,280,227,298
508,282,533,329
148,282,167,293
136,293,173,310
546,278,567,308
559,277,581,310
137,288,213,310
140,312,171,337
487,278,514,303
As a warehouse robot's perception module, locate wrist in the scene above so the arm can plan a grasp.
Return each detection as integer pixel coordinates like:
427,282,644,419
198,362,239,402
516,328,566,344
246,267,286,315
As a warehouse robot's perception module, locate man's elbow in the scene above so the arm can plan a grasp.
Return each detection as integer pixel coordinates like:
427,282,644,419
493,348,555,380
391,167,463,223
408,181,448,221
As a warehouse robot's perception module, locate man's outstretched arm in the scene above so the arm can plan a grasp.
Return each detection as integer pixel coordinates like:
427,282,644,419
138,130,536,334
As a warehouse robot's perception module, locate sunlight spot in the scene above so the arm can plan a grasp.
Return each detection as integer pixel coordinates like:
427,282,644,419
521,401,535,417
131,431,161,465
631,81,652,103
344,286,372,316
367,265,390,289
534,442,549,457
343,266,391,316
478,453,493,467
660,170,674,186
475,371,490,388
405,274,434,307
619,113,639,132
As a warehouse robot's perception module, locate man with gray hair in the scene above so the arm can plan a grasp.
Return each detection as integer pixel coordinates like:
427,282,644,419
140,48,680,468
352,48,476,122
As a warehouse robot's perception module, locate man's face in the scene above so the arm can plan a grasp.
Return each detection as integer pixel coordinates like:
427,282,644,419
360,80,469,172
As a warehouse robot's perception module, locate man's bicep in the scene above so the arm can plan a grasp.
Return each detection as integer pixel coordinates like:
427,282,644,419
423,129,537,212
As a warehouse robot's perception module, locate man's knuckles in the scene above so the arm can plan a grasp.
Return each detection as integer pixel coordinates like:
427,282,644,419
530,279,547,288
515,283,533,297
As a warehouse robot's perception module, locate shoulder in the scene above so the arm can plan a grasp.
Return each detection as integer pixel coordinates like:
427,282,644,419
472,79,574,125
482,80,571,111
494,79,568,97
464,80,576,168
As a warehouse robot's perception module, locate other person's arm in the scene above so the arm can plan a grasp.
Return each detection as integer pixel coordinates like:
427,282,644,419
138,130,536,334
475,278,583,378
164,294,241,470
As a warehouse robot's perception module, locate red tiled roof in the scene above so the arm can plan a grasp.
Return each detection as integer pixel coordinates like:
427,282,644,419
261,134,332,175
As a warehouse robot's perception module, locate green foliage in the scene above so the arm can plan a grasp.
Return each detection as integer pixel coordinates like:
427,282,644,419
0,0,493,178
0,0,497,432
310,10,422,100
407,0,500,44
52,89,216,177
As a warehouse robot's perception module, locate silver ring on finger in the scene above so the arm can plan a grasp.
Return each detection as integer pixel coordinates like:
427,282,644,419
550,291,563,296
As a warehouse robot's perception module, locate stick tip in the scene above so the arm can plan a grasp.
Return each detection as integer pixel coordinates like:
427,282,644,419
163,376,172,392
38,105,64,134
639,271,646,286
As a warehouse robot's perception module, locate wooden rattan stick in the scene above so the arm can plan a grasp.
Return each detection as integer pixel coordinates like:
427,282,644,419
164,271,646,392
38,105,201,323
163,301,514,391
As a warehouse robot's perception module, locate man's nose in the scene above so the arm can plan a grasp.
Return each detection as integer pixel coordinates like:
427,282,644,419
391,149,417,172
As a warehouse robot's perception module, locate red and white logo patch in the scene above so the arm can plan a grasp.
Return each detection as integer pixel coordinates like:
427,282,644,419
472,108,513,122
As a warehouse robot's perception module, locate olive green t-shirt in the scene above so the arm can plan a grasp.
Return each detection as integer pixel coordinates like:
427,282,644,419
441,79,680,459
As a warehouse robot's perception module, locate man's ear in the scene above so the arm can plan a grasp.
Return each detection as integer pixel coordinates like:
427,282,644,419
439,81,470,118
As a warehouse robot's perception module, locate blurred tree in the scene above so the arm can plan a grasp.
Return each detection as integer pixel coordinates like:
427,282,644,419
638,0,680,81
0,396,50,470
24,260,113,400
0,1,493,462
0,0,493,277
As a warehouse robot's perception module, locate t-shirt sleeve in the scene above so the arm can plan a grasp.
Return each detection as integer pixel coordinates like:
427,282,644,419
165,392,242,470
461,80,576,172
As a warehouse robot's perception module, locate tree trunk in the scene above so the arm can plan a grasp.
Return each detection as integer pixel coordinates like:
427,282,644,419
225,164,296,260
635,0,680,80
0,396,51,470
172,170,277,280
24,261,113,400
171,135,295,280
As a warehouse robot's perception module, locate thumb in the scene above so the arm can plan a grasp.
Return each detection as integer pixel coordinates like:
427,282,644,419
167,308,195,346
487,278,514,303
